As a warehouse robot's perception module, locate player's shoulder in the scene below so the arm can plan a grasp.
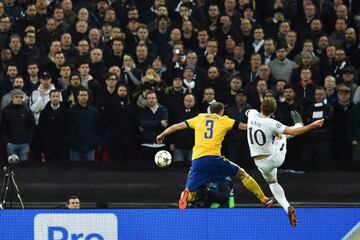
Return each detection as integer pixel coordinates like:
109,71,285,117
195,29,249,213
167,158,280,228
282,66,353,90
246,109,258,117
266,118,283,129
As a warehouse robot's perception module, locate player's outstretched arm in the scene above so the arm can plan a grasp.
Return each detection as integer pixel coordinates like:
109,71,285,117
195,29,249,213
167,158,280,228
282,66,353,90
156,122,188,143
283,119,324,136
237,122,247,130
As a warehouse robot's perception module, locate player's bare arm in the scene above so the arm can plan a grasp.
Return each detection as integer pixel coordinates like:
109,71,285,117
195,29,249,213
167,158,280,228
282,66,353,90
238,122,247,130
156,122,188,143
283,119,324,136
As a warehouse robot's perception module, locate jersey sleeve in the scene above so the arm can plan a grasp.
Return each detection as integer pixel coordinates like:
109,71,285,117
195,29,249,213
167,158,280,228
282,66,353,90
271,119,286,134
185,115,199,129
224,116,236,130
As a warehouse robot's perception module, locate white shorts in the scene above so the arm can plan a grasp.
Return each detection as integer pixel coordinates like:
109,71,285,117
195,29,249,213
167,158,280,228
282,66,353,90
254,136,287,182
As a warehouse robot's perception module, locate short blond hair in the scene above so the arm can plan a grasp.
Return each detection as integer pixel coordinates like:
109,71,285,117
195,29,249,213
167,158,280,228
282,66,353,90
261,97,277,116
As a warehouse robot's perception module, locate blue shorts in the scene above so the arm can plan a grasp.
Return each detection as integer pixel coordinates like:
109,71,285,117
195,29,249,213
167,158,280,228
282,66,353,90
185,156,239,192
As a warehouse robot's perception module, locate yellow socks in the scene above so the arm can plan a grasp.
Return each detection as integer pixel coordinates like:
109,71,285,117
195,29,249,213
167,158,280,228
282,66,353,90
241,175,267,203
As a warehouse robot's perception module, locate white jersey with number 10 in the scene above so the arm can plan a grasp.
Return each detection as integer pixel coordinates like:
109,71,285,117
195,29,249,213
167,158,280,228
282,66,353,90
246,109,286,157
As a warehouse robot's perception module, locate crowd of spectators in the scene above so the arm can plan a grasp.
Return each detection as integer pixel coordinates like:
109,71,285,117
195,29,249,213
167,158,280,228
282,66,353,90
0,0,360,171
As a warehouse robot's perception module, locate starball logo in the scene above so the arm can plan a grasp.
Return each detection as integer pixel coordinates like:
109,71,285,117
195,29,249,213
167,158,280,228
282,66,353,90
34,213,118,240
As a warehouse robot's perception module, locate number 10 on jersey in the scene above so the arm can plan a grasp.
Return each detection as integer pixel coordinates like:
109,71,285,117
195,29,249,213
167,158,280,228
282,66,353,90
248,127,266,146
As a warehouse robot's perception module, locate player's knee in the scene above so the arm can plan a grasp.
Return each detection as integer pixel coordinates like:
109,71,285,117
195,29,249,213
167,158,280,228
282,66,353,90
235,168,248,179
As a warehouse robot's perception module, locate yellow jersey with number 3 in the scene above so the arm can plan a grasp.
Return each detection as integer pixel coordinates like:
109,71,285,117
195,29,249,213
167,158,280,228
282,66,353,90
185,113,235,160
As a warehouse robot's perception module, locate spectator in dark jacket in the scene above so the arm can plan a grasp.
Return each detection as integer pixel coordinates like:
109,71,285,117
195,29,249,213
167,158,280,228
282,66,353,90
301,87,334,170
332,85,354,168
1,89,35,160
294,68,317,110
139,90,168,163
38,90,68,162
170,94,198,162
224,90,252,167
95,73,118,161
277,84,303,169
107,84,138,164
68,87,100,161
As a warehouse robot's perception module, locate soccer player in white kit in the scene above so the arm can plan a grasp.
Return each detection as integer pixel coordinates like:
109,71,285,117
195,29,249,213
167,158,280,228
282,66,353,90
246,98,324,227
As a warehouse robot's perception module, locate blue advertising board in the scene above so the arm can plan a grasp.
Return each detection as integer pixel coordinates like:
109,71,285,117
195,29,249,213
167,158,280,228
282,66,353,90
0,208,359,240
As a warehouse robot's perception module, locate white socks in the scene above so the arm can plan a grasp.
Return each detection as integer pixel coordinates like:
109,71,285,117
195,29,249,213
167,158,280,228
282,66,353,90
269,183,290,213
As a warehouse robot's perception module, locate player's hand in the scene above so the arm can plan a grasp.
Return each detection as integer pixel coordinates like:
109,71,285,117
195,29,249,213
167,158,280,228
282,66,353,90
156,134,164,143
274,132,283,139
312,119,324,128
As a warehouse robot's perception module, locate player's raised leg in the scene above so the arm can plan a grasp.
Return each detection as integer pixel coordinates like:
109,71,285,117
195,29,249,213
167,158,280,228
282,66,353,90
254,142,297,227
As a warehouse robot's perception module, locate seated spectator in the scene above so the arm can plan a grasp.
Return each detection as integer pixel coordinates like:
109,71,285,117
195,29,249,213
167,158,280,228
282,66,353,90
343,28,360,70
293,40,320,68
219,75,244,108
78,62,100,99
63,72,81,108
207,66,228,99
133,67,167,101
294,68,317,110
151,56,171,86
24,63,40,95
66,195,80,209
71,39,90,68
182,66,199,97
336,67,359,97
274,79,287,103
329,18,347,48
89,48,107,84
221,56,240,82
104,38,124,66
268,44,297,83
135,25,158,58
324,76,338,104
120,54,142,94
261,38,276,65
247,79,267,111
134,44,153,76
199,87,216,113
330,48,351,80
290,51,321,86
57,64,72,90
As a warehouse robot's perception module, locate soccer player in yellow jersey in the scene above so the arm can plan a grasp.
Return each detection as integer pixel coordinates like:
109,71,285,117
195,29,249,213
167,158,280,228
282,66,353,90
156,102,275,209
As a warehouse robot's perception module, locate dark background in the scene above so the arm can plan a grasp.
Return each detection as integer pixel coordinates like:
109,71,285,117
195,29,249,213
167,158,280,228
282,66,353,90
1,161,359,208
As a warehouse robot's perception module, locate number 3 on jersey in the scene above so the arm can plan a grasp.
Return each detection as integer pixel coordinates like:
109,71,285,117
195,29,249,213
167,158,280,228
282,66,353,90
248,127,266,146
204,120,214,139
